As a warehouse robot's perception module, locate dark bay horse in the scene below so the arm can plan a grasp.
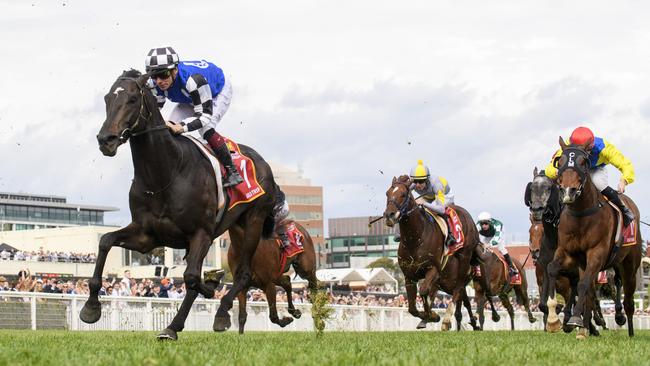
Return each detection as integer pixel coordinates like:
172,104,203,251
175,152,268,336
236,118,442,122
83,70,277,340
384,175,480,331
473,244,536,330
229,221,319,334
546,138,642,339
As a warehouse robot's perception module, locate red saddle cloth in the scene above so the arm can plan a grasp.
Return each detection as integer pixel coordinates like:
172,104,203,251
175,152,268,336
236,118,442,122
445,207,465,256
597,271,608,284
491,248,522,285
622,221,637,246
277,222,305,274
219,138,266,209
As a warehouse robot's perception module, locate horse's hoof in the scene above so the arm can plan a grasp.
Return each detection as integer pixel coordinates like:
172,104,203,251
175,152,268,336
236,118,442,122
546,319,562,333
594,317,606,327
277,317,294,328
79,300,102,324
441,321,451,332
157,328,178,341
563,323,576,333
416,320,427,329
431,313,441,323
213,315,231,332
615,313,626,326
576,328,588,340
589,327,600,337
529,316,537,323
492,314,501,322
567,316,584,328
289,309,302,319
238,327,245,335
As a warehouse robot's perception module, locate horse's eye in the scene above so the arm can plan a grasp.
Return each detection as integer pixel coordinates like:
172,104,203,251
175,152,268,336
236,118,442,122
127,96,138,104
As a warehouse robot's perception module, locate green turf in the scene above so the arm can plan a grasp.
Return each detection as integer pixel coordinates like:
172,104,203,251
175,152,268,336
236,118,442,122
1,329,650,366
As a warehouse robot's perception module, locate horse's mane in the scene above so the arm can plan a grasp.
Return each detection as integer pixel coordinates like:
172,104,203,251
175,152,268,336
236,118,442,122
121,69,142,78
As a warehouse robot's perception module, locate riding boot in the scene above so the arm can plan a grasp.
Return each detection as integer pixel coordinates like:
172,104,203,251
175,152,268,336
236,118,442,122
503,253,518,277
278,232,290,250
445,220,457,248
206,131,243,188
602,186,634,227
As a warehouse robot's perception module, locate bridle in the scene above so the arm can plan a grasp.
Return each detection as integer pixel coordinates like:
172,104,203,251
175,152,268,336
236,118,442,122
115,77,167,143
557,146,590,198
386,181,417,222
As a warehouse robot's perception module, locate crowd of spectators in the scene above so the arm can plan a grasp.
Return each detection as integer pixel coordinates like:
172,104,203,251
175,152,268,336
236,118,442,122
0,248,96,263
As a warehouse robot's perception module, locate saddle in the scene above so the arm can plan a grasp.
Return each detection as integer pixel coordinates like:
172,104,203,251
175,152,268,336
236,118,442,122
605,200,637,247
422,207,465,257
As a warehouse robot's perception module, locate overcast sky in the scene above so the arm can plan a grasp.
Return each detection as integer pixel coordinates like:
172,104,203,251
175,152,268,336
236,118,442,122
1,0,649,242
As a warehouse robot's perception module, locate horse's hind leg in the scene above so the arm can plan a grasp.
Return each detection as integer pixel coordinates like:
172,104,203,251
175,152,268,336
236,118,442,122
278,275,301,319
621,262,638,337
515,284,537,324
237,291,248,334
613,269,626,326
265,283,293,328
475,291,486,330
80,223,154,324
460,288,479,331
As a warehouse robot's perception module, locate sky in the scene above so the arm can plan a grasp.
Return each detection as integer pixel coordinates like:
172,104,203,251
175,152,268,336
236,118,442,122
0,0,649,242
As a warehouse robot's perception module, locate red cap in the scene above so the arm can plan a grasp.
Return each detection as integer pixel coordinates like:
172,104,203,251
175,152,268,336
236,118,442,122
569,126,594,146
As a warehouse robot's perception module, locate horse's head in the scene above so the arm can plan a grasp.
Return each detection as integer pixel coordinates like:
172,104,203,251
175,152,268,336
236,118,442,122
528,214,544,263
525,167,556,221
384,175,413,227
555,136,591,204
97,70,153,156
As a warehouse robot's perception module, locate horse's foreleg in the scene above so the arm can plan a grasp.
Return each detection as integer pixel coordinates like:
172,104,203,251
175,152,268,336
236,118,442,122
418,268,441,328
405,280,423,320
515,284,537,324
215,216,264,331
545,257,563,333
568,257,602,329
80,223,152,324
475,291,486,330
158,288,199,341
499,293,515,330
620,263,638,337
184,229,215,299
460,287,479,331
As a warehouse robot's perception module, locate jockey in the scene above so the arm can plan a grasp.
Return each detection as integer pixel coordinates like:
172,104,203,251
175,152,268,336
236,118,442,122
145,47,243,188
409,160,456,246
545,126,635,226
476,212,518,277
273,189,291,249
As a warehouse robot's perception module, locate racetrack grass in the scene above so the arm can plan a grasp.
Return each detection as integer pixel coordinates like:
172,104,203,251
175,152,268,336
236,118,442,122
1,330,650,366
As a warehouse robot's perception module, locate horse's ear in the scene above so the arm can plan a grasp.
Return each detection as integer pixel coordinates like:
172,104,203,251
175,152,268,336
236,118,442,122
529,213,533,223
581,142,591,151
392,176,397,185
137,74,150,86
533,166,538,177
558,136,567,149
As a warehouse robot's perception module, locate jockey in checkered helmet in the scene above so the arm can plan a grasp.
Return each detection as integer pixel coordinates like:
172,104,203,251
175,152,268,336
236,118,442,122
544,126,635,226
145,47,243,188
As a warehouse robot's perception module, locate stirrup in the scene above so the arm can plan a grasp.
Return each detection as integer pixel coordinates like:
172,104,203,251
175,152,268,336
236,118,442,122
223,169,243,188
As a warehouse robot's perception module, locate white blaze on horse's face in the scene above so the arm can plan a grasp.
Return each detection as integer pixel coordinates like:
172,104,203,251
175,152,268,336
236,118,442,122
113,87,124,96
392,187,399,193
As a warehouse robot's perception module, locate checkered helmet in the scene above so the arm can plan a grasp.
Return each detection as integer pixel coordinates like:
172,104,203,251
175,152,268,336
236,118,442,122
145,47,179,73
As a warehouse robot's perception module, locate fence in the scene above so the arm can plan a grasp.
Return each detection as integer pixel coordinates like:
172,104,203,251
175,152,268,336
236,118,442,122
2,292,650,332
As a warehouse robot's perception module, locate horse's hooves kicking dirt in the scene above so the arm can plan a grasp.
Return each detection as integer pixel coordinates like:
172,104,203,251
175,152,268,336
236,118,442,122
213,315,231,332
79,300,102,324
157,328,178,341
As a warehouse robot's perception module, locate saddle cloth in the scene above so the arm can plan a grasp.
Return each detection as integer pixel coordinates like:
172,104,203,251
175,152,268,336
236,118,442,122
605,200,637,246
277,222,305,274
183,135,265,211
423,207,465,256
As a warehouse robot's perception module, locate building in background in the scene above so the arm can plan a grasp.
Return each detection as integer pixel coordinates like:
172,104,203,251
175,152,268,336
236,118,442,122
327,216,398,268
0,192,118,231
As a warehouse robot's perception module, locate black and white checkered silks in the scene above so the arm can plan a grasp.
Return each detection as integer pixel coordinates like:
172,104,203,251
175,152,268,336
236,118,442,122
168,74,233,136
145,47,179,72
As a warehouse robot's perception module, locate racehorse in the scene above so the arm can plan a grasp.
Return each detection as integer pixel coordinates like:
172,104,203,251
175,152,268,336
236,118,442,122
384,175,480,331
472,244,537,330
528,216,609,334
229,221,319,334
545,138,642,339
84,70,278,340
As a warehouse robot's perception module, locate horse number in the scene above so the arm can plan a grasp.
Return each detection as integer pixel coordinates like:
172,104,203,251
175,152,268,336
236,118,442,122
182,61,209,69
239,159,252,188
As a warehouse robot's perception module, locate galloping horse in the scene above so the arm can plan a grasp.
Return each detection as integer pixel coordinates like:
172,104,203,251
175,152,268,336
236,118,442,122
384,175,480,331
473,244,536,330
229,221,319,334
84,70,278,340
546,138,642,339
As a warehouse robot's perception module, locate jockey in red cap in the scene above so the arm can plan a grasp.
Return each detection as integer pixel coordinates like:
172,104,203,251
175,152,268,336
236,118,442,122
545,126,635,226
